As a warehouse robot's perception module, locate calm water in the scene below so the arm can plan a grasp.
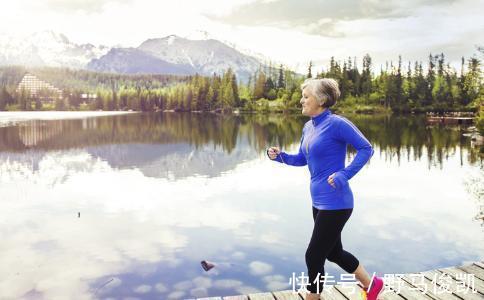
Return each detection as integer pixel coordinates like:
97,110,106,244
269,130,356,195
0,112,482,300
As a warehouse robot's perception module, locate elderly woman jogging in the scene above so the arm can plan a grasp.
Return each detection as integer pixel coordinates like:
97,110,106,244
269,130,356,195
267,78,384,300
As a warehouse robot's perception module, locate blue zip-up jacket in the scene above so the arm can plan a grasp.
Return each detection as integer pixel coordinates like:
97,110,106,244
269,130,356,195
271,109,374,210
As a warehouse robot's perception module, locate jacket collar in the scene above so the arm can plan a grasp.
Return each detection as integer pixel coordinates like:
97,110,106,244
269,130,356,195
311,109,331,126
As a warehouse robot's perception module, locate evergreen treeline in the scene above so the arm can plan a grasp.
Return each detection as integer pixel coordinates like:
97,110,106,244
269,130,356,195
0,66,190,111
0,53,482,115
315,54,482,113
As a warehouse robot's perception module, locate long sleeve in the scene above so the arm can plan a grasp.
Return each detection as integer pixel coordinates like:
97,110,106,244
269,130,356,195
271,136,307,166
334,116,374,181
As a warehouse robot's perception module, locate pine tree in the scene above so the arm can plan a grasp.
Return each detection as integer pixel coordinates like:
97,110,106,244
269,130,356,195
462,57,482,105
395,55,403,108
425,54,436,106
307,61,313,78
254,71,266,99
361,54,372,95
230,71,240,106
277,64,285,89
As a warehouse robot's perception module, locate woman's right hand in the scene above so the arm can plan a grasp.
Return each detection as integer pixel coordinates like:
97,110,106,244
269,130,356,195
267,146,281,160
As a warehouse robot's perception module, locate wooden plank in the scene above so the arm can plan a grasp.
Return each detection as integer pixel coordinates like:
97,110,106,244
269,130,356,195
401,274,460,300
248,292,275,300
297,289,347,300
386,277,435,300
438,267,484,295
422,270,482,300
223,295,249,300
379,289,405,300
333,283,367,300
320,288,348,300
458,264,484,281
216,262,484,300
272,290,302,300
472,262,484,270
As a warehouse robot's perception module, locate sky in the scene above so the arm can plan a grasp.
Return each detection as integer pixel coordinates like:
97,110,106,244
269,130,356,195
0,0,483,73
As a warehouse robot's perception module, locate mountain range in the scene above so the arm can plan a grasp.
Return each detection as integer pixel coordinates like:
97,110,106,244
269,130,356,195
0,31,266,82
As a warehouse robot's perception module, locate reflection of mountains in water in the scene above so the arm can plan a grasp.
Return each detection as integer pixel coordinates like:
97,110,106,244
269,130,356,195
87,137,257,180
0,139,258,181
0,112,481,172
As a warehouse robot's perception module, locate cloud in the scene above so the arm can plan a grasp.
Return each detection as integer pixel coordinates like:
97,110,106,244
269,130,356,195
192,276,212,288
231,251,246,260
206,0,472,48
133,284,152,294
167,291,186,299
43,0,134,13
208,0,458,31
173,280,193,291
262,274,290,291
155,282,168,293
300,19,346,38
235,285,262,294
190,287,209,298
249,261,273,276
213,279,244,289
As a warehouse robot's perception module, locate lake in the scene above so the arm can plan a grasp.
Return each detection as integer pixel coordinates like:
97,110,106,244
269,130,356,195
0,112,482,300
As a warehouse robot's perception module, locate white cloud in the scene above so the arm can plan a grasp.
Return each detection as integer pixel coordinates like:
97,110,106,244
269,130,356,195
192,276,212,288
155,282,168,293
231,251,246,260
213,279,244,289
133,284,152,294
190,287,209,298
262,274,290,291
173,280,193,291
167,290,186,299
235,285,262,294
249,261,273,276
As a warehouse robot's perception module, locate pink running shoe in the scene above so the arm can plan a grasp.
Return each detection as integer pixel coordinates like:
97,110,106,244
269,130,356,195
362,276,384,300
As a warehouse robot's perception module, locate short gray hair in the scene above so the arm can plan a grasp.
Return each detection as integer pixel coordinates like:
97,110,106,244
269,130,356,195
300,78,341,108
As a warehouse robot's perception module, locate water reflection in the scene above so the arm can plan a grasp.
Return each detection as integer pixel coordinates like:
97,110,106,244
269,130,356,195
0,113,481,175
0,112,482,300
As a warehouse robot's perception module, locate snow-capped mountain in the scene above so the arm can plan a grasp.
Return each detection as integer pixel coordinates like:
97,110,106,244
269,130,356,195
183,30,272,65
136,35,261,80
0,31,109,68
0,31,269,81
87,47,196,75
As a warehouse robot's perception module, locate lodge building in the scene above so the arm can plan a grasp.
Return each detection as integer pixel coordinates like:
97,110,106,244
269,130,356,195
16,73,63,101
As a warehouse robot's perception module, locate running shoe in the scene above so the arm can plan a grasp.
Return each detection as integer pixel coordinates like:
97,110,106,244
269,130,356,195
361,276,384,300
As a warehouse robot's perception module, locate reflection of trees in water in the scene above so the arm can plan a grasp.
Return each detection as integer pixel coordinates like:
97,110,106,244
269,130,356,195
0,112,481,167
346,114,482,167
464,172,484,227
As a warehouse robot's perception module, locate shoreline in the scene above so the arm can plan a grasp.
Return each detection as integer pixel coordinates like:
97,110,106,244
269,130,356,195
0,111,136,127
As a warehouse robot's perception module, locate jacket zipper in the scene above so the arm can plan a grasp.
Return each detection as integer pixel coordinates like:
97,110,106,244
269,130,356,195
305,126,317,155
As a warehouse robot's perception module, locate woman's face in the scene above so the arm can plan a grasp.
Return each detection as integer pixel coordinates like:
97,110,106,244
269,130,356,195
300,87,323,117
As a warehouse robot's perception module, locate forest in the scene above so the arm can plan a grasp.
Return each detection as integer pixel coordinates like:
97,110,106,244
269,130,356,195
0,53,482,116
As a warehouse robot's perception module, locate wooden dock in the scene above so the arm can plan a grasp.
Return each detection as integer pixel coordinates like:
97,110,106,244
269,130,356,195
426,116,474,125
199,261,483,300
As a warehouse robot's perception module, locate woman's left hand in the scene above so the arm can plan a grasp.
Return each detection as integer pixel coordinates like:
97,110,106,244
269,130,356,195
327,173,336,188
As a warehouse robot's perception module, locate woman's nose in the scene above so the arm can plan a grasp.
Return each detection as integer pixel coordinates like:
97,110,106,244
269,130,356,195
300,98,304,104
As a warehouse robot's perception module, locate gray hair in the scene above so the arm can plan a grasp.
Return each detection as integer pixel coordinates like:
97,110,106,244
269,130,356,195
300,78,341,108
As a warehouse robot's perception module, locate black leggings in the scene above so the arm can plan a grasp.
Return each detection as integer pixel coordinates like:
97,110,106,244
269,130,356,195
305,206,360,293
